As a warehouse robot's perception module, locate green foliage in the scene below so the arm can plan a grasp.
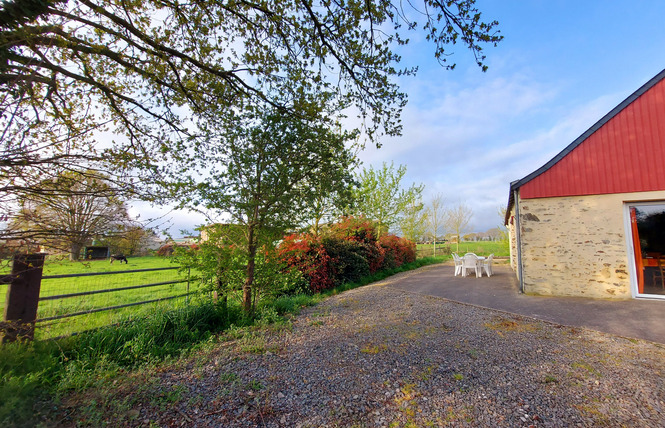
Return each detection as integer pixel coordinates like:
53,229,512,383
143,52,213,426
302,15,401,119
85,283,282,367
182,108,357,313
63,303,231,368
354,162,424,237
174,226,307,311
322,237,370,285
270,294,319,316
400,198,428,242
0,0,502,178
0,302,233,427
98,226,157,256
252,252,309,300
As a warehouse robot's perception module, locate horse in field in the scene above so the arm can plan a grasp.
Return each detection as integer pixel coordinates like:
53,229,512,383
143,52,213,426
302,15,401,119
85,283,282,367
110,254,128,264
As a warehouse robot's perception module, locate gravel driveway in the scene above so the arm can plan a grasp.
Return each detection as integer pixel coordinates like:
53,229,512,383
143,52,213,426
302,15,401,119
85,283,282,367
58,267,665,427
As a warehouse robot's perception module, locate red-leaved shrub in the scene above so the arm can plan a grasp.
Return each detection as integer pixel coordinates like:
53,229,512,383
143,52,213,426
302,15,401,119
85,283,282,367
328,216,384,272
277,234,335,293
277,218,417,293
329,216,377,245
379,234,416,269
157,243,198,257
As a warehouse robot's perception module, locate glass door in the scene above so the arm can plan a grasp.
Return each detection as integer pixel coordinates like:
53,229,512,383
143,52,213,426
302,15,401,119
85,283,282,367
628,203,665,297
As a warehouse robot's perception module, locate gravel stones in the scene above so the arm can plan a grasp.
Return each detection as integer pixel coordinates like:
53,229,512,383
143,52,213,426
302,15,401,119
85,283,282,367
57,274,665,427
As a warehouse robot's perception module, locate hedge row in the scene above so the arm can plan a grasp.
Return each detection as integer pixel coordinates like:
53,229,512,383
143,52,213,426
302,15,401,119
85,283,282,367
277,217,416,293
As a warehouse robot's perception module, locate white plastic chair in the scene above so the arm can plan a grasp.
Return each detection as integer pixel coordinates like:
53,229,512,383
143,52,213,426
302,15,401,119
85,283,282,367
462,253,481,278
482,254,494,277
452,253,463,276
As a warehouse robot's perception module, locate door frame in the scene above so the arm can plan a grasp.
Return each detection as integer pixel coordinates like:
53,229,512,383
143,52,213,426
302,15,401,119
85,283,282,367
623,201,665,300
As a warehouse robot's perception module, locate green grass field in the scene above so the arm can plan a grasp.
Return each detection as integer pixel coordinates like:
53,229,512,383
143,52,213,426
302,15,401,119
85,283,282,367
416,240,510,259
1,256,194,340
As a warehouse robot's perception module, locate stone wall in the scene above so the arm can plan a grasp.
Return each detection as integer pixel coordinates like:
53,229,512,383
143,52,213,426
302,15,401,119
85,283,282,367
514,190,665,299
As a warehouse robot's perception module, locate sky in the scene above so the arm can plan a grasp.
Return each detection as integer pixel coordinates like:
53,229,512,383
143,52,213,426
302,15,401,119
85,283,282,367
140,0,665,238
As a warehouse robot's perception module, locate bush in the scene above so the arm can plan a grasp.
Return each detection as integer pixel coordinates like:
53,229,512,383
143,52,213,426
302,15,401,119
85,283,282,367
327,216,385,273
277,234,335,293
328,216,378,245
379,234,416,269
157,243,198,257
322,237,370,285
254,253,309,299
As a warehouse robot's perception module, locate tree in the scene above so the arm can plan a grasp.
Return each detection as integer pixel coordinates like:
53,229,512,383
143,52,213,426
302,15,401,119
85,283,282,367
354,162,424,238
446,202,473,253
8,171,132,259
498,206,510,241
485,228,502,241
296,133,358,236
100,225,158,256
400,198,427,242
0,0,501,233
426,193,446,256
186,107,356,314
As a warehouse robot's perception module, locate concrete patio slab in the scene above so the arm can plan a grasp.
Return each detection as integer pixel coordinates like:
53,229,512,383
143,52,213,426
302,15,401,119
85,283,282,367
387,262,665,344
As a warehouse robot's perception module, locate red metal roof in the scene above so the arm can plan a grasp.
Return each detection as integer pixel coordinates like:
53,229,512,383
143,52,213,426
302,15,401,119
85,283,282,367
516,69,665,200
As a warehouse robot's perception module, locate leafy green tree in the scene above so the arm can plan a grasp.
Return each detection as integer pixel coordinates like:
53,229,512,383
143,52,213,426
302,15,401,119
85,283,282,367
175,224,306,323
354,162,424,238
400,199,427,242
8,171,132,260
0,0,501,233
184,107,356,314
302,158,358,237
100,225,157,256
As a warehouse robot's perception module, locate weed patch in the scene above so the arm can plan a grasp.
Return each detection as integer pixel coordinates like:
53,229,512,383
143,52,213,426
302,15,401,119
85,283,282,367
484,316,539,337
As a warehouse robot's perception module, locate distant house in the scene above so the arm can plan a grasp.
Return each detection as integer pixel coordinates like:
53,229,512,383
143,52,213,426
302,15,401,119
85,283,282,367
505,69,665,300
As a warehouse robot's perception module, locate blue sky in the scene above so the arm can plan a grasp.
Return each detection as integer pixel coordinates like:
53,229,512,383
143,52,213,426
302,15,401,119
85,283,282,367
357,0,665,233
147,0,665,238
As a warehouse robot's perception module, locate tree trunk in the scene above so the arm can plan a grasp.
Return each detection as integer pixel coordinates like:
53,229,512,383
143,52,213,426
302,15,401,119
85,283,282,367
243,225,257,314
313,216,321,237
216,277,229,325
70,242,83,261
216,253,229,324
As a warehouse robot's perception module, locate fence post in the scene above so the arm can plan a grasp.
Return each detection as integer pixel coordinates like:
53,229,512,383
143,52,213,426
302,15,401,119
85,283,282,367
1,253,45,343
186,268,190,305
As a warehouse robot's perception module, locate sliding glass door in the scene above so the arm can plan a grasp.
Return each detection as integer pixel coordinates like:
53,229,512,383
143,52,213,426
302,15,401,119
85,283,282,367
628,203,665,297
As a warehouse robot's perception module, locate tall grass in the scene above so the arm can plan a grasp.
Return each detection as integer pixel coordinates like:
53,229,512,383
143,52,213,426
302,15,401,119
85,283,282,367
0,256,444,427
0,302,238,427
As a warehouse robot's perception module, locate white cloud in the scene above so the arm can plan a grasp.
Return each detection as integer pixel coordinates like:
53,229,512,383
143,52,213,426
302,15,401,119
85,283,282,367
357,70,631,233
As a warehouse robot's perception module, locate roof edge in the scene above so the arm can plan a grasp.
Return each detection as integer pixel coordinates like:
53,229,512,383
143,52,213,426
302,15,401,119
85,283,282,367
504,180,519,225
509,68,665,195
